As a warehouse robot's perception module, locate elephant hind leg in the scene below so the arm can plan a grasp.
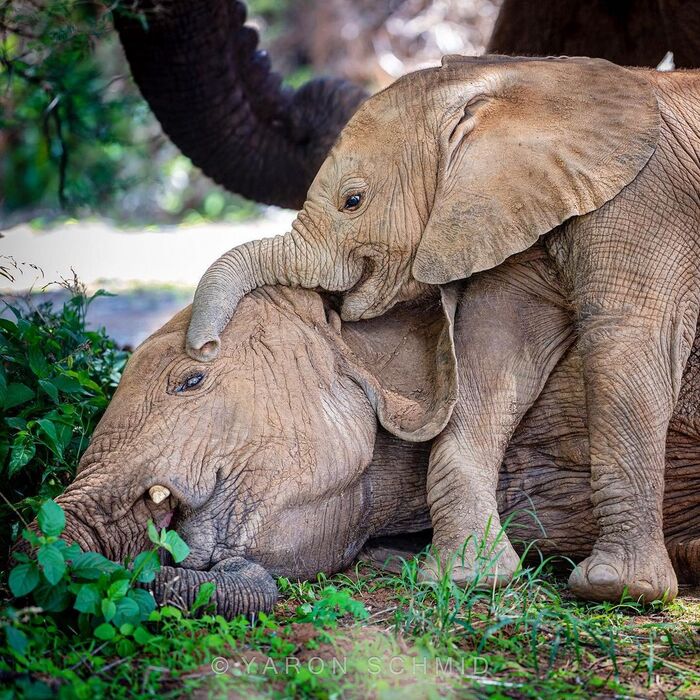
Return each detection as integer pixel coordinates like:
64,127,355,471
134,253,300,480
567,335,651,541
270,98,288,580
359,532,432,574
668,539,700,585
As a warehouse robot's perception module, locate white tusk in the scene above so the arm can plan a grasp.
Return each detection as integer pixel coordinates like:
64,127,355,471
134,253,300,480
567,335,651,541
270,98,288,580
148,485,170,504
656,51,675,72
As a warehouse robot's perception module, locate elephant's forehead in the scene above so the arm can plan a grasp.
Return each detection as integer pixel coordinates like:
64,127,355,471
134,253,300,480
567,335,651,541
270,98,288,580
338,92,410,152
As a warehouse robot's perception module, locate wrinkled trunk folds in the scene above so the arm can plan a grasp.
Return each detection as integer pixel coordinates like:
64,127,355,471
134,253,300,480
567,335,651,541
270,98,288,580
187,229,340,361
144,558,278,618
113,0,366,208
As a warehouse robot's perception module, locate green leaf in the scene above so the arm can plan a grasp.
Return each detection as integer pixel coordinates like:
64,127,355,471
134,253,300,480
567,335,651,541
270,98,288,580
128,588,156,619
5,416,27,430
21,528,41,547
133,625,153,644
119,623,135,635
37,499,65,537
5,625,29,655
108,579,129,599
146,520,159,545
52,374,84,393
162,530,190,563
74,583,101,614
70,551,120,579
34,580,71,612
37,418,63,458
37,543,66,584
113,596,140,627
38,378,59,403
102,598,117,622
191,582,216,612
28,346,50,378
131,550,160,583
3,382,34,410
116,638,135,657
8,437,36,477
9,563,40,597
94,623,116,641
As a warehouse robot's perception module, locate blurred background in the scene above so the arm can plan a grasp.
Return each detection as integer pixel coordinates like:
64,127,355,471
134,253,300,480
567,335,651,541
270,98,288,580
1,0,500,345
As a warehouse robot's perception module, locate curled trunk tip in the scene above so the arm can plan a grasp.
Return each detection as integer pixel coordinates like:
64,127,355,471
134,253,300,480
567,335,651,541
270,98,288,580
186,335,221,363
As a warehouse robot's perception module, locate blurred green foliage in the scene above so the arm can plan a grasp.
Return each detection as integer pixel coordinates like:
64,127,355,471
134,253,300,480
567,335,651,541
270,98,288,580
0,1,146,216
0,0,271,226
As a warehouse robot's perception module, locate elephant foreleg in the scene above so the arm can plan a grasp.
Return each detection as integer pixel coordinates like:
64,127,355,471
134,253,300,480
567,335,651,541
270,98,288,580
424,248,573,584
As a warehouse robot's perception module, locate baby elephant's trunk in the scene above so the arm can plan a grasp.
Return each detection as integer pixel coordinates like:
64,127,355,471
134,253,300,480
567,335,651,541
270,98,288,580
143,557,278,618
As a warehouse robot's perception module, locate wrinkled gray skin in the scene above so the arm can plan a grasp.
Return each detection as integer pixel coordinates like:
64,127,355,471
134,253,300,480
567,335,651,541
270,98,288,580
37,287,700,617
186,57,700,602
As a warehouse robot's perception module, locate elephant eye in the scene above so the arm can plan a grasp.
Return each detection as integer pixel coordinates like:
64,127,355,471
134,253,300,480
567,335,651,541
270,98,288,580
343,193,363,211
175,372,205,393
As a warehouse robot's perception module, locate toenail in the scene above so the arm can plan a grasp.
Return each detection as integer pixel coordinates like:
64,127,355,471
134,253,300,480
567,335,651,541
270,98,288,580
587,563,620,586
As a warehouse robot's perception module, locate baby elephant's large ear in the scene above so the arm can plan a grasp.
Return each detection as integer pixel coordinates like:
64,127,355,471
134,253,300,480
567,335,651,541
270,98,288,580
338,285,459,442
412,56,660,284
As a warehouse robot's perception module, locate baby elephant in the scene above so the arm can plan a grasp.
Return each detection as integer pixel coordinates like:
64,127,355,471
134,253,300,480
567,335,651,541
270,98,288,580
186,55,700,602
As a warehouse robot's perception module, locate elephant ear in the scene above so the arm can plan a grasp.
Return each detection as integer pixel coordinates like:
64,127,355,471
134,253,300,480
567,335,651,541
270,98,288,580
412,55,660,285
336,285,459,442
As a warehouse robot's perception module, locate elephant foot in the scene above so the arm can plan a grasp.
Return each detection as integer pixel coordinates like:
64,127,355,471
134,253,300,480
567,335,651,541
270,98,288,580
418,525,521,587
569,540,678,603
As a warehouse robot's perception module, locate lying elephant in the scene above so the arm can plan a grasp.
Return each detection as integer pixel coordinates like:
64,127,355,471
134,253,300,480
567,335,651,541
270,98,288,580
42,285,700,617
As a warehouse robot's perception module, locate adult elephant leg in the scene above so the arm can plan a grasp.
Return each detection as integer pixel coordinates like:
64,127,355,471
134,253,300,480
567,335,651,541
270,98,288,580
561,193,700,603
424,249,573,584
145,558,278,618
569,302,695,602
667,539,700,584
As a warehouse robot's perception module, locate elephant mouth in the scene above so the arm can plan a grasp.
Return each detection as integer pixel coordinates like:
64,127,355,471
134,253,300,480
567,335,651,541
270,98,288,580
341,256,401,321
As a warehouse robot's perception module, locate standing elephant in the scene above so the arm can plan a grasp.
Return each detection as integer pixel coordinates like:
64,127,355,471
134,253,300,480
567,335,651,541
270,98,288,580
184,57,700,603
30,286,700,617
112,1,700,211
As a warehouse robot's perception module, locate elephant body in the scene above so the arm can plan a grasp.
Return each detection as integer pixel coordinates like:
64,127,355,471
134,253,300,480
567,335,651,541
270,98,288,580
44,287,700,617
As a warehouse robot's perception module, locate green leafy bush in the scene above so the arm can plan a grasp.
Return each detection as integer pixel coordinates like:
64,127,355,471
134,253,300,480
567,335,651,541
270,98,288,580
5,499,190,654
0,286,128,562
1,499,203,698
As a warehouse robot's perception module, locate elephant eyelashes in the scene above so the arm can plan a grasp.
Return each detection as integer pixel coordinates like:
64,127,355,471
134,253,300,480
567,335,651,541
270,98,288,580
343,193,363,211
175,372,205,393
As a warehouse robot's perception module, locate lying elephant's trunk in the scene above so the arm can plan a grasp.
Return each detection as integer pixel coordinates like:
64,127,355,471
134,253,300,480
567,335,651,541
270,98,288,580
15,501,278,618
145,558,278,618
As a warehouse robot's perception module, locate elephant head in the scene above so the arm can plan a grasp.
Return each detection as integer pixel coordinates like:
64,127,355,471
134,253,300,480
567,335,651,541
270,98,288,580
185,55,660,361
48,286,457,617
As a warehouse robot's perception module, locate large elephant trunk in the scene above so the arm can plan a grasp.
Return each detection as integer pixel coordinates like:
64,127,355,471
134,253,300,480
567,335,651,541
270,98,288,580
145,559,278,618
187,225,339,361
113,0,365,208
16,507,277,618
